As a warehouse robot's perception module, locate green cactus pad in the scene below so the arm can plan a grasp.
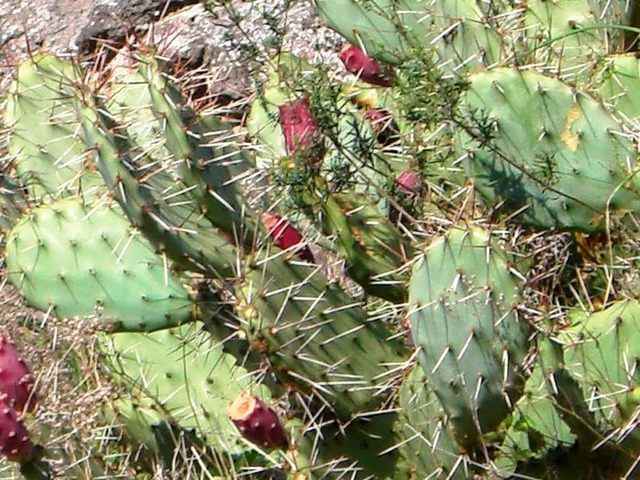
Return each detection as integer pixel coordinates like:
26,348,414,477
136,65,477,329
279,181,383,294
522,0,605,81
457,68,640,232
100,322,273,455
321,192,411,303
235,252,406,419
108,57,254,241
493,354,575,476
104,395,172,457
408,224,531,446
4,54,105,201
395,365,468,479
6,198,194,332
597,54,640,121
314,0,503,70
74,92,239,278
559,300,640,453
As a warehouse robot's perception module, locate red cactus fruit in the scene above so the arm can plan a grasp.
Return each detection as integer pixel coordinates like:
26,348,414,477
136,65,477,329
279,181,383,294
395,170,422,196
338,44,394,87
0,336,36,414
262,212,315,263
362,109,400,145
0,398,32,462
228,392,288,449
278,97,324,166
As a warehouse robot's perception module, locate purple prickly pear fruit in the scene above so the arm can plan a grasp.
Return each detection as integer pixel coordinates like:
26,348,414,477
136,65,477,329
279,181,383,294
338,44,394,87
262,212,315,263
362,109,400,145
228,392,289,449
0,398,32,463
0,335,36,414
278,97,324,166
395,170,421,196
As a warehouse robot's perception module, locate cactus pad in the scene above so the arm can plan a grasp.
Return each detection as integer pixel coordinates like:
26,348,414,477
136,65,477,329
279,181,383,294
6,199,194,332
458,68,640,232
408,224,531,445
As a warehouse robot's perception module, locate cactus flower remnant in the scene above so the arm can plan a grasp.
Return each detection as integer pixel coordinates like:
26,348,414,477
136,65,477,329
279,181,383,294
395,170,422,196
262,212,315,263
228,392,289,449
338,44,394,87
278,97,325,166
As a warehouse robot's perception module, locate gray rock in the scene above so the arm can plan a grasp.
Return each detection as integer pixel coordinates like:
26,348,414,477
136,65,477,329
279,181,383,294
76,0,200,55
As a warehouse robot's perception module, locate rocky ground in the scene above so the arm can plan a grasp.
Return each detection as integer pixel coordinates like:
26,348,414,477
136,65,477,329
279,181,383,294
0,0,343,101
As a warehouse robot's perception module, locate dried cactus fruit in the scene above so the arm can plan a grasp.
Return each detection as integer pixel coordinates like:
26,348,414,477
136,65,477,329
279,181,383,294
0,336,36,414
395,170,421,195
0,398,32,463
279,96,325,166
262,212,315,263
338,44,394,87
228,392,289,449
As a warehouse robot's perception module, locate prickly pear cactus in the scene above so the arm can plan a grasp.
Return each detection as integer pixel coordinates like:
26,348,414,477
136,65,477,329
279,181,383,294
8,0,640,474
4,54,104,202
597,53,640,121
75,92,241,278
408,224,531,446
100,322,274,457
235,252,406,419
6,199,195,332
394,364,468,479
314,0,504,69
559,300,640,456
457,68,640,232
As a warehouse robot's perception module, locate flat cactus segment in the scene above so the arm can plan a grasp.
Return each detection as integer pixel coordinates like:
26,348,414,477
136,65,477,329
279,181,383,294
292,412,404,479
522,0,605,80
458,69,640,232
6,198,194,332
559,300,640,452
248,86,290,161
108,58,253,240
104,395,175,459
395,365,468,479
321,192,411,303
493,354,575,476
408,224,531,446
235,254,406,419
4,54,104,201
74,94,239,278
597,54,640,121
313,0,503,70
100,323,273,456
